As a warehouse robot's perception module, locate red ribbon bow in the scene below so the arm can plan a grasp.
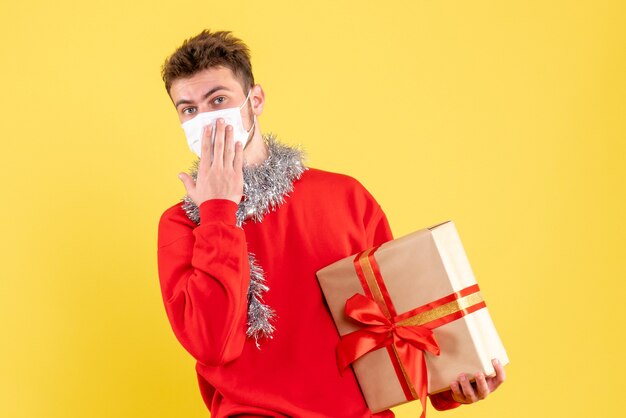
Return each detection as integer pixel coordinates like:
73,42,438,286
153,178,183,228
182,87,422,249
337,293,441,417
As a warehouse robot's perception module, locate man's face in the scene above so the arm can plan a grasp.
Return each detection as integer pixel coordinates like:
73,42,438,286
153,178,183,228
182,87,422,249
169,66,254,129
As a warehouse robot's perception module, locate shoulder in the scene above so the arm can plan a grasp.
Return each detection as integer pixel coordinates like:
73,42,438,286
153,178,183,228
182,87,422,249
159,201,187,224
297,167,374,198
294,167,382,218
158,201,196,248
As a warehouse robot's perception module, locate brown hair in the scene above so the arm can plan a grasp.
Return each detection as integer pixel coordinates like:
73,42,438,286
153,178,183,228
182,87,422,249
161,30,254,94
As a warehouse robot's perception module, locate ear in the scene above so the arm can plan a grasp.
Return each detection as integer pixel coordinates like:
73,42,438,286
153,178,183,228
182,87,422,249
250,84,265,116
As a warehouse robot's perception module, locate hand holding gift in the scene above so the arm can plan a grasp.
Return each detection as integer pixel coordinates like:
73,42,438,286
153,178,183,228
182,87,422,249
449,358,506,404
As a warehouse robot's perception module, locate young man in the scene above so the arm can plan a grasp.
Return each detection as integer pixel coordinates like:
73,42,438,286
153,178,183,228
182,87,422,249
157,30,504,418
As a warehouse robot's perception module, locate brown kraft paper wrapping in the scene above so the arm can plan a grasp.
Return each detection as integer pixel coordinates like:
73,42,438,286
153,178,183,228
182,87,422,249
316,220,509,413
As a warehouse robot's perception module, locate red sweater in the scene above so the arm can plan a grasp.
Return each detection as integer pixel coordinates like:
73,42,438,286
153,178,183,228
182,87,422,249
157,167,460,417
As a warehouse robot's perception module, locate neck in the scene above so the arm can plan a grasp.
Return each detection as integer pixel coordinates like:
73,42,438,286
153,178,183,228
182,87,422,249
243,124,268,167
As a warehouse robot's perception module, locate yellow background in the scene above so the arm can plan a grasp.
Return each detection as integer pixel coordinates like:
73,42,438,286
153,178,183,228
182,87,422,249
1,1,624,417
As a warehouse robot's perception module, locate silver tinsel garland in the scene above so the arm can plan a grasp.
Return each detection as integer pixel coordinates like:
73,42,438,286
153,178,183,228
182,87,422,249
181,134,307,347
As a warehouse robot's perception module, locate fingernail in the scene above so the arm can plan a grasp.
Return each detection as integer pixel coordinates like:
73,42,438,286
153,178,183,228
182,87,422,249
459,374,466,381
218,118,224,123
493,358,500,365
226,125,233,131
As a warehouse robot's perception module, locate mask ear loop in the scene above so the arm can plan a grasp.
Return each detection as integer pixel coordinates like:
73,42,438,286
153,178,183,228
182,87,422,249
242,88,256,149
239,88,252,109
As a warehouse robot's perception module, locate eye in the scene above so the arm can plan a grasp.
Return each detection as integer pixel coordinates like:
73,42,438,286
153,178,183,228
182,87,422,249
182,107,196,115
212,96,226,105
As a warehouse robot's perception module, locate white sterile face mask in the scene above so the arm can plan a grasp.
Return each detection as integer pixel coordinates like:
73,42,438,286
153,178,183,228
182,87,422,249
181,89,255,157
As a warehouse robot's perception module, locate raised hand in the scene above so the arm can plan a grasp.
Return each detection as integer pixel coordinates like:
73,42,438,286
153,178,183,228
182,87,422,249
178,118,244,206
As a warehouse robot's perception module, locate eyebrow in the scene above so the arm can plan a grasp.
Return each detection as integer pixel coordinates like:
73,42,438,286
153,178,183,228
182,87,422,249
174,85,231,108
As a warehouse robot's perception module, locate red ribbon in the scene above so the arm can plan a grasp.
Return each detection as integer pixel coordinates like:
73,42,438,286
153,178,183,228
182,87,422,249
337,293,441,418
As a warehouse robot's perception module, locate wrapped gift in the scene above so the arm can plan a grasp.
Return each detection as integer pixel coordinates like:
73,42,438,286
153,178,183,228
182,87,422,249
316,220,509,416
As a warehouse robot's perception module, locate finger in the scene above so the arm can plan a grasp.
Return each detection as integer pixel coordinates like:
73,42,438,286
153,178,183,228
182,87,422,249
212,118,225,168
233,141,244,172
491,358,506,388
178,172,195,194
223,124,235,167
450,381,466,403
200,123,213,167
474,372,490,400
459,374,478,403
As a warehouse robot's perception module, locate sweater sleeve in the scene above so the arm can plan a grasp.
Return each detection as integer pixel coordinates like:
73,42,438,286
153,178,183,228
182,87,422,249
157,199,249,366
365,204,394,247
430,390,462,411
